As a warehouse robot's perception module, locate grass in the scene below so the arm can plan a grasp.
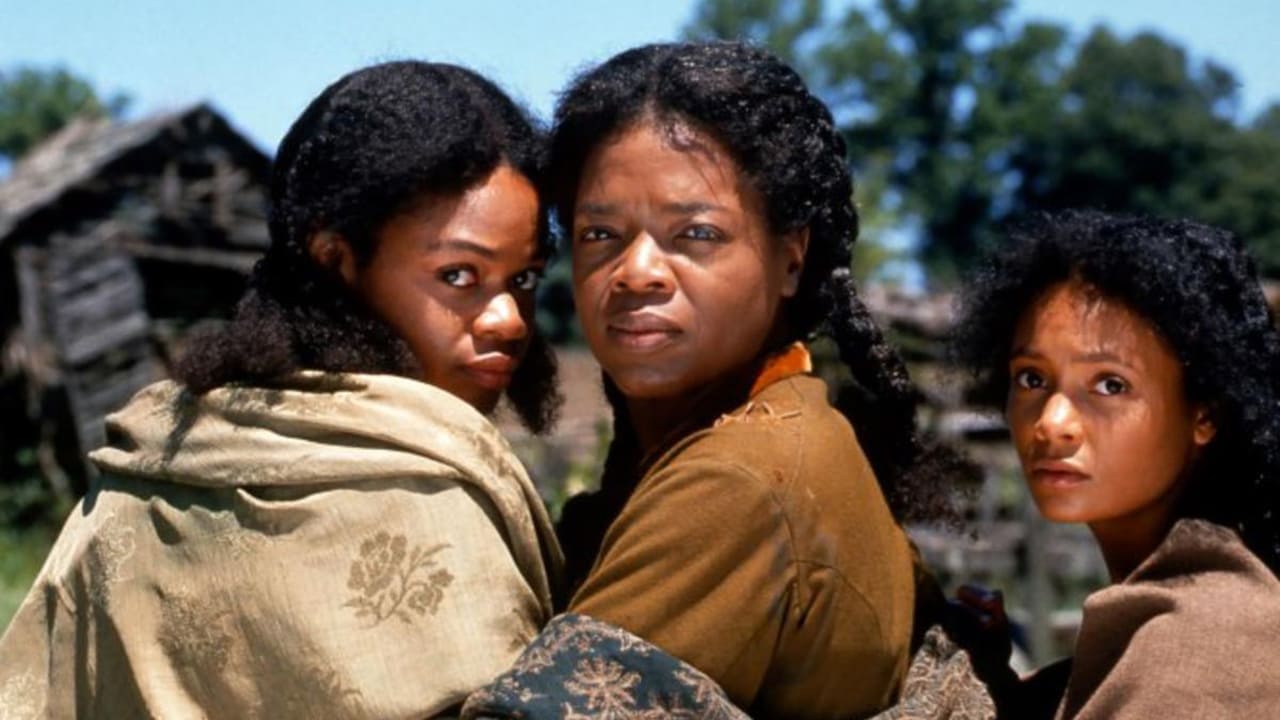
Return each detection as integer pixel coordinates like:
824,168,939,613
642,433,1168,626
0,524,58,632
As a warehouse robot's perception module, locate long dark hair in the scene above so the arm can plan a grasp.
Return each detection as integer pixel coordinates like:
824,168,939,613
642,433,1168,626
550,42,963,521
175,60,560,432
952,209,1280,574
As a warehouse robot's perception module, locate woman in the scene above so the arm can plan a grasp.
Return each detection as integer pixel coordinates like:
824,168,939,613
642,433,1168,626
537,41,963,720
0,61,563,718
952,209,1280,718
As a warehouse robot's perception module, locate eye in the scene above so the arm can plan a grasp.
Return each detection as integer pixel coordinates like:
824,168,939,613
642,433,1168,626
1093,375,1129,396
577,226,615,244
512,268,542,292
1012,368,1045,390
440,266,478,288
678,224,723,242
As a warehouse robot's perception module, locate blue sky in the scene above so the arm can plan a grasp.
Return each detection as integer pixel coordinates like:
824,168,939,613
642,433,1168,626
3,0,1277,154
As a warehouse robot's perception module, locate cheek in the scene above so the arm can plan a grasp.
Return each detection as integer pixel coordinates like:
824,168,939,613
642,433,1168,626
1005,398,1038,454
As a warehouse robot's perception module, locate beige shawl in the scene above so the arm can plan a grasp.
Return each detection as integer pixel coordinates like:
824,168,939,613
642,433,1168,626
0,372,563,719
1058,518,1280,719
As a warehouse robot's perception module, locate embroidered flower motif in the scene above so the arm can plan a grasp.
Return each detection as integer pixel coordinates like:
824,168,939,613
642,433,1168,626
87,511,137,607
0,672,41,720
564,657,641,720
671,668,744,720
268,663,365,715
343,532,453,626
158,588,234,672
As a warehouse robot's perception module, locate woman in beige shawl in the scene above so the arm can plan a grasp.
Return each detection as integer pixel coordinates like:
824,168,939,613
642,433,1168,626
952,210,1280,718
0,61,563,718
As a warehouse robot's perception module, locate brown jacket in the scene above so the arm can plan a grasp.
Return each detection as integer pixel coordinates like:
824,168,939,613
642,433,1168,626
1058,518,1280,719
568,357,916,719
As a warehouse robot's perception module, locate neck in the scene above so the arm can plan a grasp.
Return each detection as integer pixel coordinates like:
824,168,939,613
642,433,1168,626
628,395,707,453
624,354,767,455
1089,504,1181,582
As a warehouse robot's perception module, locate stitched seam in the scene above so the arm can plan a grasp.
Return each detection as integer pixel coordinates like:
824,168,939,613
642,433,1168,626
793,558,890,650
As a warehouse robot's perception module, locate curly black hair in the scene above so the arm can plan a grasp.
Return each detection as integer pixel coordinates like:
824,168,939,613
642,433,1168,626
176,60,560,433
549,41,967,522
952,209,1280,575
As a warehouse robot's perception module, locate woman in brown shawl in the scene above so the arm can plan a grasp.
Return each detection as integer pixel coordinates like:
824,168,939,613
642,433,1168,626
0,61,564,718
952,210,1280,718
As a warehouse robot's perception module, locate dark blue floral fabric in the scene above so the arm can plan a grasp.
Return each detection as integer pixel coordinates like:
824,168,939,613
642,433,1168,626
461,613,748,719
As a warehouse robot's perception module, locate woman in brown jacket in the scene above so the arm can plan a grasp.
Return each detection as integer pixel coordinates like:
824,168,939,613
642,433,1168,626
540,41,965,720
953,210,1280,718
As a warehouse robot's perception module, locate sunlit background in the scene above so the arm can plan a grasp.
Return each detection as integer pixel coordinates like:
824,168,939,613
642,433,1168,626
3,0,1278,668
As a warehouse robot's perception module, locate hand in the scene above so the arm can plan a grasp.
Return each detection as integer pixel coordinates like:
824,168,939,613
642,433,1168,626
945,585,1017,710
954,584,1009,638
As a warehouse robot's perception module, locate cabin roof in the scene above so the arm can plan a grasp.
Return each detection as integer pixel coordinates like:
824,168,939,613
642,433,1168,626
0,103,270,244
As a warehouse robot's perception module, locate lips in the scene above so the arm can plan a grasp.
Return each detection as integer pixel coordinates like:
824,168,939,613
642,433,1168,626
1030,459,1090,486
606,312,681,350
463,354,518,390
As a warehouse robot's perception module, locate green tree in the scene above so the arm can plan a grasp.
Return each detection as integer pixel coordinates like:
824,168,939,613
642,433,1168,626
685,0,1280,280
0,66,129,164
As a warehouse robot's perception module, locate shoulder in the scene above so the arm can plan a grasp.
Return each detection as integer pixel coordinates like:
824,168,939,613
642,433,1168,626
1127,519,1280,618
1064,520,1280,716
661,374,865,488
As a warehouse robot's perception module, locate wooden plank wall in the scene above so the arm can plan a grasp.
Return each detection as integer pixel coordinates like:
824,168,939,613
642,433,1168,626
26,231,159,466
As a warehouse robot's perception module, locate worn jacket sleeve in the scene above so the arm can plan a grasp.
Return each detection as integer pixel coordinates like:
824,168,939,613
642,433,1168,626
567,456,794,708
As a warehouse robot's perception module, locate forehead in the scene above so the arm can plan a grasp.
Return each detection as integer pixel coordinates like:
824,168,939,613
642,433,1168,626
577,119,746,202
1012,281,1174,364
382,166,541,260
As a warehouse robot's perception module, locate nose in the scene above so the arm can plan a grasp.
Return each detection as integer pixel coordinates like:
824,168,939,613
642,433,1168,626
612,233,675,295
1034,392,1083,451
474,292,528,342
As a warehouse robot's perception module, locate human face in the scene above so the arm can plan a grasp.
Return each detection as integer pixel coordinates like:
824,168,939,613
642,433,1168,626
571,121,806,400
1005,281,1215,532
348,165,543,413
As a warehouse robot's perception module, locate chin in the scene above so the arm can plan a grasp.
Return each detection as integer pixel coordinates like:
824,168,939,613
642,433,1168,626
1030,495,1096,525
608,372,689,400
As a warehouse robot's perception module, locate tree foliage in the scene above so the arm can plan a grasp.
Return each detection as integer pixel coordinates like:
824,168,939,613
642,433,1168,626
685,0,1280,280
0,66,129,164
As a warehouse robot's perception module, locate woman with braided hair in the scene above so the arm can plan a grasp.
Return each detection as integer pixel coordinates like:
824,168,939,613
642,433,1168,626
488,40,966,720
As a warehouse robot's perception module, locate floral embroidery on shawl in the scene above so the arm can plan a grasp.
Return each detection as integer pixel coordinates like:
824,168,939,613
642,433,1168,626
86,511,137,607
267,662,366,716
342,532,454,626
462,613,747,720
0,672,41,720
158,587,235,671
869,625,996,720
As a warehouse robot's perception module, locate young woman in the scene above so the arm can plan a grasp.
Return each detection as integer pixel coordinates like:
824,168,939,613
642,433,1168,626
538,41,963,720
952,209,1280,718
0,61,563,718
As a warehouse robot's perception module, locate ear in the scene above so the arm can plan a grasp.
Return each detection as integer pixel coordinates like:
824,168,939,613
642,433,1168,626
1192,405,1217,448
779,227,809,298
306,230,357,287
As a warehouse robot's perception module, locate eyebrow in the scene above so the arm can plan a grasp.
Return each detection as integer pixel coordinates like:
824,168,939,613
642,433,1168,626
661,201,726,215
575,201,728,217
1009,347,1136,369
424,239,497,259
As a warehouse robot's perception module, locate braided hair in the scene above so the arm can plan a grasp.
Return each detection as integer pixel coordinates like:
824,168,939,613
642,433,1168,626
953,209,1280,575
176,60,560,433
550,41,963,521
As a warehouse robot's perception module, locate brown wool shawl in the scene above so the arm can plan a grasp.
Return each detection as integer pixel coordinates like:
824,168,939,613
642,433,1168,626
0,372,563,719
1057,518,1280,719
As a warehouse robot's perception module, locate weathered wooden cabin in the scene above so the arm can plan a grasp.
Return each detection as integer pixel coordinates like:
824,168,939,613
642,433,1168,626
0,105,270,496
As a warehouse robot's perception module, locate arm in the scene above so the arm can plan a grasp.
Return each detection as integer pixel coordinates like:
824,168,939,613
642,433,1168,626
461,613,750,720
567,457,795,707
0,516,81,718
